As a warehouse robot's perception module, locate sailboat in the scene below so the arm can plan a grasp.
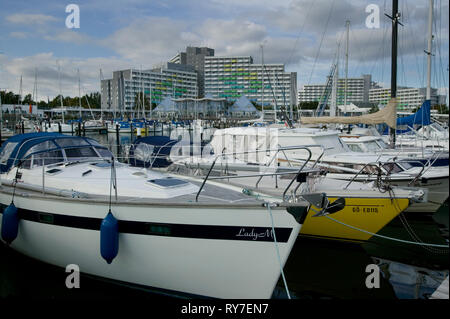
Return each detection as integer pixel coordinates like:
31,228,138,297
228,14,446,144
0,132,326,298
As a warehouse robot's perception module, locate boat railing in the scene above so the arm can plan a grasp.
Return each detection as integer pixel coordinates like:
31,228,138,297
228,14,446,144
195,145,319,202
254,144,324,190
344,155,430,190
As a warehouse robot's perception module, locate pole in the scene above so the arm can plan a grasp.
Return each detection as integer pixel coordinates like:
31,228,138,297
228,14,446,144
260,44,265,120
426,0,433,100
387,0,400,148
78,69,82,120
344,20,350,108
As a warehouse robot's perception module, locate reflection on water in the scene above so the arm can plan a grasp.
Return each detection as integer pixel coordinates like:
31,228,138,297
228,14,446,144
0,132,448,299
373,257,448,299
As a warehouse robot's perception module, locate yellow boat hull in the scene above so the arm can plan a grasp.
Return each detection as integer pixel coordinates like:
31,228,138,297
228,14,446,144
300,197,410,242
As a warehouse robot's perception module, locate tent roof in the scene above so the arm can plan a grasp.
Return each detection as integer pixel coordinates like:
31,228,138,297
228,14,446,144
230,95,259,113
154,96,176,113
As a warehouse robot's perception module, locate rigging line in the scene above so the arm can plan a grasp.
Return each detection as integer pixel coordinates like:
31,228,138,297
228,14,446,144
368,26,388,80
436,0,448,92
369,0,388,88
433,2,448,100
399,18,408,89
404,1,425,88
284,0,316,67
352,23,375,78
307,0,336,86
323,215,449,248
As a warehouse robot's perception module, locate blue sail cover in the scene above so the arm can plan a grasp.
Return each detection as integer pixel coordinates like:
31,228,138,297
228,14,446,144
383,100,431,134
397,100,431,127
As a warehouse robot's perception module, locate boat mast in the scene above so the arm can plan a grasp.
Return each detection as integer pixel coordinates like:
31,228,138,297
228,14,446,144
387,0,400,148
77,69,82,120
19,75,23,106
425,0,433,100
99,69,104,121
58,62,64,123
260,44,265,121
344,20,350,109
331,44,340,118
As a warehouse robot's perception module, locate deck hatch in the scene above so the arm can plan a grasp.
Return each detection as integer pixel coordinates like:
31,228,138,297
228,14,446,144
146,178,188,188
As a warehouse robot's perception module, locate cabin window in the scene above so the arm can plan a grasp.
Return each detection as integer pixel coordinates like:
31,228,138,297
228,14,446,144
382,163,404,174
365,141,382,152
0,142,18,164
398,161,413,170
31,150,64,168
64,147,98,159
23,141,57,159
95,148,113,159
54,138,89,148
134,143,154,162
348,144,363,152
376,139,388,149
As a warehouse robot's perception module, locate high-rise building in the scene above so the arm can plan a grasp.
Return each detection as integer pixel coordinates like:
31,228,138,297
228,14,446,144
101,63,197,112
204,56,297,108
298,74,377,105
169,46,214,97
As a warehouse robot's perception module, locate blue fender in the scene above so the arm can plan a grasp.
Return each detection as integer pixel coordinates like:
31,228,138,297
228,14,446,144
100,210,119,264
1,203,19,244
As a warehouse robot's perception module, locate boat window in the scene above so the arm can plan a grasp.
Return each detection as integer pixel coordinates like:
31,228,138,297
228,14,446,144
376,139,388,149
430,123,445,132
348,144,363,152
382,163,404,174
86,139,103,147
398,161,413,170
23,140,57,159
95,148,113,159
64,147,98,159
31,150,64,168
54,138,89,148
134,143,154,162
365,141,382,152
0,142,18,164
363,165,379,174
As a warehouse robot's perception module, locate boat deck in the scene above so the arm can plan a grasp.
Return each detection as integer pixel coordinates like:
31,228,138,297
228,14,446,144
0,179,309,209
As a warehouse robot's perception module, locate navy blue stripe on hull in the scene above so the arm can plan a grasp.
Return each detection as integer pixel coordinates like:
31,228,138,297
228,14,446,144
0,204,293,243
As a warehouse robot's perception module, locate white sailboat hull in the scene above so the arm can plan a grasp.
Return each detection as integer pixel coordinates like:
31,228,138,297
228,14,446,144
0,192,300,299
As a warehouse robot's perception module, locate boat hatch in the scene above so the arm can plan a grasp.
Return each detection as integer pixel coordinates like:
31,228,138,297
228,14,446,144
46,168,62,175
146,177,189,188
90,162,112,168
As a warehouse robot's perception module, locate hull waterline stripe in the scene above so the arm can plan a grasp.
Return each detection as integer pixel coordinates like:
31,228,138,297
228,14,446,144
0,205,293,243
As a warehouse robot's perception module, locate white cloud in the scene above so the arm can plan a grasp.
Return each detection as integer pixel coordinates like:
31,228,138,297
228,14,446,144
9,31,28,39
6,13,58,25
0,53,131,100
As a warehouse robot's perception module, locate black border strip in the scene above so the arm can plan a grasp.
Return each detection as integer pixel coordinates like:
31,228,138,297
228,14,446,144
0,205,293,243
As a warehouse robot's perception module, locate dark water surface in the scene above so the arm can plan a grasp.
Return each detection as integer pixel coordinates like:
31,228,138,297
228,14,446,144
0,132,448,300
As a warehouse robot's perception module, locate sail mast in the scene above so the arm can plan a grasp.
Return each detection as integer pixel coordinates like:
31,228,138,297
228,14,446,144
387,0,400,148
344,20,350,108
426,0,433,100
58,62,64,123
78,68,82,120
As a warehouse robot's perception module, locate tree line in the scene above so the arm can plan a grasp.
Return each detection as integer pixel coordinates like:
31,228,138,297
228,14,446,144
0,90,101,109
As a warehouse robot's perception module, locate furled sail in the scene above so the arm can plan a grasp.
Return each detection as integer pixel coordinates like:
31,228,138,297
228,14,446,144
301,98,397,128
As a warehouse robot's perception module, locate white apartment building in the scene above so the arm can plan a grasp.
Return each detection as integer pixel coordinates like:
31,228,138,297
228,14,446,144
204,56,297,108
369,87,445,111
101,63,197,112
298,75,375,105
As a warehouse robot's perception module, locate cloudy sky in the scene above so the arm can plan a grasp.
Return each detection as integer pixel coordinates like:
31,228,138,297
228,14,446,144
0,0,448,101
